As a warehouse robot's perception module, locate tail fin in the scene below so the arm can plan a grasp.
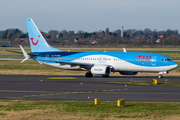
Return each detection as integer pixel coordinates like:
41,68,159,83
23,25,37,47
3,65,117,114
26,18,62,52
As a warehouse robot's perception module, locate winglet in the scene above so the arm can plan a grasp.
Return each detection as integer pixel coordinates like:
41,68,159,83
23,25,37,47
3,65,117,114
19,45,29,63
123,48,127,52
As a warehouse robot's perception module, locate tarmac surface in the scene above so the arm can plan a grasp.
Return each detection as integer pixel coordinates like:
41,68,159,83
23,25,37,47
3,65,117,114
0,75,180,102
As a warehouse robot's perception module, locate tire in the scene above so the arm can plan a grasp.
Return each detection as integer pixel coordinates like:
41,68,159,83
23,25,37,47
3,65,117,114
102,75,109,77
86,72,93,77
158,75,163,79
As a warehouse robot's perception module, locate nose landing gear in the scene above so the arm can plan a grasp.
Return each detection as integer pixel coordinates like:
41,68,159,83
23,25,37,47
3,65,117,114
158,75,163,79
158,71,169,79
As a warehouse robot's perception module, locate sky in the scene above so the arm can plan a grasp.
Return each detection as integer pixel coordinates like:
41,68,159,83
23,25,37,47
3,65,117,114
0,0,180,33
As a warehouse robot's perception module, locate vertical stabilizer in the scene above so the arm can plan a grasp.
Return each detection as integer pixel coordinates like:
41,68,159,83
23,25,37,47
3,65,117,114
26,18,61,52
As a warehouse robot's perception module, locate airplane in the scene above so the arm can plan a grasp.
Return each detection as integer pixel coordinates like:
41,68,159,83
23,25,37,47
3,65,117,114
17,18,178,78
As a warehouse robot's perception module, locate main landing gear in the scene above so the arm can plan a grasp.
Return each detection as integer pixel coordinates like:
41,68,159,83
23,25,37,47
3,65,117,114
85,72,109,78
102,75,109,77
85,72,93,77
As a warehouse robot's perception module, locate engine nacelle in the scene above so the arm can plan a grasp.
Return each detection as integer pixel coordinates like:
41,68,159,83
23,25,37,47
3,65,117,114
91,65,111,75
119,71,138,75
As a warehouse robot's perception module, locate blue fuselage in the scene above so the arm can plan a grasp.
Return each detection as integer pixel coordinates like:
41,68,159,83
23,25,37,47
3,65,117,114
30,51,178,72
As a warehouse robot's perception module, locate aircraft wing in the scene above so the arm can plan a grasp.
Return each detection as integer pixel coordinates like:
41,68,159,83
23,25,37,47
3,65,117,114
36,59,93,70
4,49,39,56
4,50,23,54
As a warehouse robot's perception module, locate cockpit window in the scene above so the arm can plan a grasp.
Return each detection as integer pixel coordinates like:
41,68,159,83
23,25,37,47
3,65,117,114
161,59,171,61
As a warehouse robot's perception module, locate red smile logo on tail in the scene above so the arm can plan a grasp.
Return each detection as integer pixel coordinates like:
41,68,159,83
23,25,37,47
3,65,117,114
30,35,40,46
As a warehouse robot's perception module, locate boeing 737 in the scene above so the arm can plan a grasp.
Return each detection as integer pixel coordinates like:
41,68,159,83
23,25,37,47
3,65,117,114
17,18,178,78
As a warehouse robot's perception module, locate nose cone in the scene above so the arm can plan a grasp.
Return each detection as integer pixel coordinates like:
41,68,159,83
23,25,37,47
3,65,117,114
175,63,178,68
174,63,178,69
170,61,178,69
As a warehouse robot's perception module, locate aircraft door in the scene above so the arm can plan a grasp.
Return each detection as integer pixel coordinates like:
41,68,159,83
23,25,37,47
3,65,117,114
98,57,106,63
151,56,157,66
45,54,49,63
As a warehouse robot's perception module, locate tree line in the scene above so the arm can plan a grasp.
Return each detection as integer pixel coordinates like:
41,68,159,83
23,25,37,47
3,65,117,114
0,28,180,47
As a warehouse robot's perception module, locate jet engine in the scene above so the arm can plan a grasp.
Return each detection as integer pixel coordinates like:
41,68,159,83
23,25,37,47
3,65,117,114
119,71,138,75
91,65,111,75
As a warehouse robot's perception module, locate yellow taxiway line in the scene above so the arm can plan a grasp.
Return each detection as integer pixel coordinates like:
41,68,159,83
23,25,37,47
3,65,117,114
47,77,76,79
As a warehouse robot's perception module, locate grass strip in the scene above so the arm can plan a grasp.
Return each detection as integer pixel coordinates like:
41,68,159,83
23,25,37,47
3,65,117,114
0,100,180,119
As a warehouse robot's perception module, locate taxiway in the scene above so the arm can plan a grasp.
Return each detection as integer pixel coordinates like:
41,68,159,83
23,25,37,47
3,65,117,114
0,75,180,102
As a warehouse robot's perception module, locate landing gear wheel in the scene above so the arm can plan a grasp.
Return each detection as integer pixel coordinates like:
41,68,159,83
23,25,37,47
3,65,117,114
158,75,163,79
102,75,109,77
85,72,93,77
